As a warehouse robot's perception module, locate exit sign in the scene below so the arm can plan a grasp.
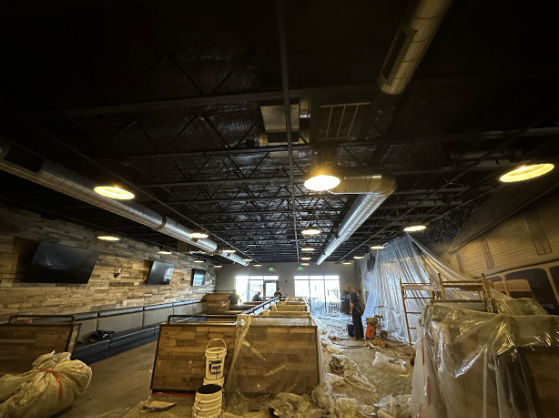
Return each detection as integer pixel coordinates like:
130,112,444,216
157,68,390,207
268,267,274,271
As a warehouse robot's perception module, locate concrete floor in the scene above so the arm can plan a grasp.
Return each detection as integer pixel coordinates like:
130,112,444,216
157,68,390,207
54,314,412,418
55,342,157,418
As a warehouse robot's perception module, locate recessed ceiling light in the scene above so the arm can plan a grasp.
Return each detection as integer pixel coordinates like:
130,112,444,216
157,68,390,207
194,260,204,263
158,250,172,255
190,232,209,239
404,224,427,232
94,186,134,200
97,235,120,241
301,247,314,252
353,255,364,260
499,163,554,183
370,244,385,250
301,256,312,261
342,261,352,265
223,249,236,253
214,265,222,268
301,263,309,266
253,264,262,267
304,164,341,191
302,227,321,236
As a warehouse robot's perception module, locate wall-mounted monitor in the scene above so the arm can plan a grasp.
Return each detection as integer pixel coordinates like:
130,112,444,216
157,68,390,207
191,269,206,286
146,261,174,285
24,241,99,284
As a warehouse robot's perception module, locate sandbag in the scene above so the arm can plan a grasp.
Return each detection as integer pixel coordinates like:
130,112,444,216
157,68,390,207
0,351,92,418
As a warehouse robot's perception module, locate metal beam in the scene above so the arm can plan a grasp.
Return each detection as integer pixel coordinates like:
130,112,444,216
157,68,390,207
29,68,558,117
95,127,559,162
136,166,509,188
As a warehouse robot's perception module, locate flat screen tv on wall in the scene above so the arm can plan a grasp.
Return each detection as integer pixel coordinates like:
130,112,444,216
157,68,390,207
191,269,206,286
24,241,99,284
146,261,174,285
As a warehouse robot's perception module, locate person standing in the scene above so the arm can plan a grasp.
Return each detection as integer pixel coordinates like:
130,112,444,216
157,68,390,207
347,285,364,339
228,289,241,306
273,288,282,299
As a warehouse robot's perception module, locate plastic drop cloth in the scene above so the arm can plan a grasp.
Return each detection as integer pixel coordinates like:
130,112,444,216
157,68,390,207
411,304,559,418
224,315,324,405
0,351,92,418
362,235,543,343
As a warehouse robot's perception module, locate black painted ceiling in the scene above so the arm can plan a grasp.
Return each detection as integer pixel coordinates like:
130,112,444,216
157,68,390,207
0,0,558,263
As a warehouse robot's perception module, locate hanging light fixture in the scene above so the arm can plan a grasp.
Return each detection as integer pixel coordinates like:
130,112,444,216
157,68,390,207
97,235,120,241
242,258,253,262
370,244,385,250
301,247,314,252
193,259,204,263
342,260,352,265
302,227,321,235
214,265,223,268
404,224,427,232
94,185,134,200
158,248,172,255
223,249,236,253
499,163,554,183
353,255,364,260
301,262,310,266
304,163,341,191
190,231,209,239
301,256,312,261
253,264,262,267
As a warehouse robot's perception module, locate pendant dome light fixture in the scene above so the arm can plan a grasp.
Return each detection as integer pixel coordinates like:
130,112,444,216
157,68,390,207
190,231,209,239
404,224,427,232
301,246,314,252
304,163,341,191
94,185,135,200
370,244,385,250
302,226,321,236
499,162,554,183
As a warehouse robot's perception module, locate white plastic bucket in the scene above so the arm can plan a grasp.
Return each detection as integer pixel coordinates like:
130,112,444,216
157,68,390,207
193,384,223,418
205,339,227,380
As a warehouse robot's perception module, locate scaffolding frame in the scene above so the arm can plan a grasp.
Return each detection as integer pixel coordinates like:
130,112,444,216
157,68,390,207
400,273,493,355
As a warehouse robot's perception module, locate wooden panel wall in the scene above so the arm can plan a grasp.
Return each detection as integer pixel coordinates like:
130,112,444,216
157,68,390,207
151,320,320,395
448,194,559,308
0,323,80,375
233,323,319,395
0,204,216,321
152,323,237,391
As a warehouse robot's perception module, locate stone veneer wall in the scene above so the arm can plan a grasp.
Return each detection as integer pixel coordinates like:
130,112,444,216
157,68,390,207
0,204,215,321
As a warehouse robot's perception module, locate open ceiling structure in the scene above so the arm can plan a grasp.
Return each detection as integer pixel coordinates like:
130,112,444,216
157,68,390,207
0,0,558,264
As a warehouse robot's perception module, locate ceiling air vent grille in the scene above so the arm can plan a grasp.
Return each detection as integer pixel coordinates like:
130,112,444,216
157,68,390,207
381,29,407,80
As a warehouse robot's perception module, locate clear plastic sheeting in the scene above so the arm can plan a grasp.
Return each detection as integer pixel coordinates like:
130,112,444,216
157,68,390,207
224,315,323,404
411,304,559,418
364,235,512,343
0,351,92,418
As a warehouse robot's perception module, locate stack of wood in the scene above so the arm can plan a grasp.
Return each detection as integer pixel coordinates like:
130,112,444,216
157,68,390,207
205,293,231,312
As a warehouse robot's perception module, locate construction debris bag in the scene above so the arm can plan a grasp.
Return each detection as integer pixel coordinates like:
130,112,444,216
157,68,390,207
0,351,92,418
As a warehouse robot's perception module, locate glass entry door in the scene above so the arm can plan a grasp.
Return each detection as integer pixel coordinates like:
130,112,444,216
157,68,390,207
309,276,326,314
264,281,278,299
294,275,339,314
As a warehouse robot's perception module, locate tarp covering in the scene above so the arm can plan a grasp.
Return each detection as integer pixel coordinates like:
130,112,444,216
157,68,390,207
224,315,323,404
411,304,559,417
362,235,544,343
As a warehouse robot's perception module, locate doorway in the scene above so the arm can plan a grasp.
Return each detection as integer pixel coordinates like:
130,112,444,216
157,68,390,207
294,275,340,314
264,281,278,299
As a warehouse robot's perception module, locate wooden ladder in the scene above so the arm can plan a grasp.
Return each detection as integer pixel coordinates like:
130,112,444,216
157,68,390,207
399,277,444,355
399,273,494,355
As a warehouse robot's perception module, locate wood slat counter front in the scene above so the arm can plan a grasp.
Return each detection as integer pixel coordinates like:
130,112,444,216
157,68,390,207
151,316,320,395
